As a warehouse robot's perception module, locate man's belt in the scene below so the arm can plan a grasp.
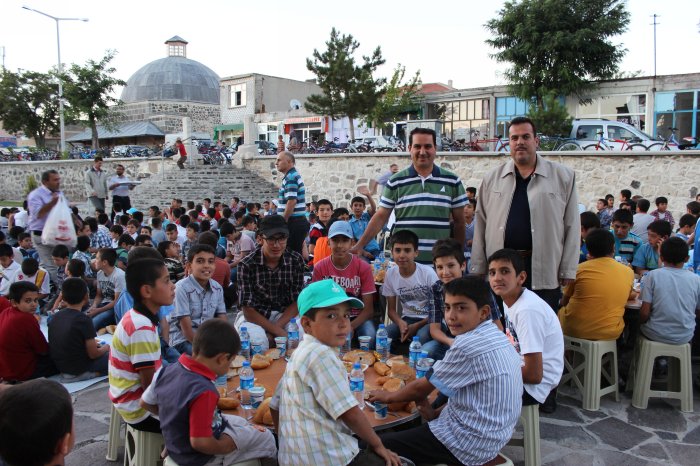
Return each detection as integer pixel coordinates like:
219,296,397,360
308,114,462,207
516,249,532,258
32,230,42,236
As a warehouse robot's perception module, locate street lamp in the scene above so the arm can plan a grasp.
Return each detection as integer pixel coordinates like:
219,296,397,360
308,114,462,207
22,5,88,154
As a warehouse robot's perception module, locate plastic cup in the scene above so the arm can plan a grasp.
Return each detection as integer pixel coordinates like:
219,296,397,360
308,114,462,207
275,337,287,357
374,402,388,419
251,342,262,356
250,386,266,409
358,336,371,351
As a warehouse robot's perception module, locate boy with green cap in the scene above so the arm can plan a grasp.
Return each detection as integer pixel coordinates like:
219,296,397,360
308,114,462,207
273,279,401,466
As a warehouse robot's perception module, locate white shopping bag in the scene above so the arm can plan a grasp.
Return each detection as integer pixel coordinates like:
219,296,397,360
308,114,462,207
41,194,77,248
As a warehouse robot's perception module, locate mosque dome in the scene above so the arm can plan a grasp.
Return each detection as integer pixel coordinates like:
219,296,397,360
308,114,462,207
120,36,220,105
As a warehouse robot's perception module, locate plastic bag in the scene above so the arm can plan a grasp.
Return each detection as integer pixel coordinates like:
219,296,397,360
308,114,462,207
41,194,77,248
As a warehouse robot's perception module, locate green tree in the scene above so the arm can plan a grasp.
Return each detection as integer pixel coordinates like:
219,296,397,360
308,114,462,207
305,28,386,141
485,0,630,106
527,94,573,139
0,69,61,148
63,50,125,149
367,64,421,134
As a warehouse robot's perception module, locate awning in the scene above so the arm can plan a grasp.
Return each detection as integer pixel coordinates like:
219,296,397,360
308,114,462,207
67,121,165,142
284,116,323,124
213,123,244,141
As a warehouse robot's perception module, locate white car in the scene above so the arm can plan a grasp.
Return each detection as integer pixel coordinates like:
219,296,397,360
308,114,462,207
570,119,674,151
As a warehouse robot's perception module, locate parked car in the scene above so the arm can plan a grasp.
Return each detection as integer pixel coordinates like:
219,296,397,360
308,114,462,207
568,119,670,150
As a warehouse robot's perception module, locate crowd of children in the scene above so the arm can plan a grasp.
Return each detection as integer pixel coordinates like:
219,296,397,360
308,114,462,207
2,166,700,466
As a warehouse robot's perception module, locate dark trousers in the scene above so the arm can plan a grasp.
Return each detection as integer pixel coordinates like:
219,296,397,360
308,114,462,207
379,423,464,465
522,255,562,313
111,195,131,222
347,449,387,466
130,415,161,433
286,216,310,255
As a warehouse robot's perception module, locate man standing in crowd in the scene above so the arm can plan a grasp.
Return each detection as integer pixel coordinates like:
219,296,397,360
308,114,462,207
353,128,467,264
275,151,309,255
27,170,65,285
470,116,580,311
85,156,108,212
108,164,135,221
370,163,399,195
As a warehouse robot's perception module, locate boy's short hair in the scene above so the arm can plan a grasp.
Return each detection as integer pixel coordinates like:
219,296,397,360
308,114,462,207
179,215,191,228
660,237,689,264
219,222,235,237
686,201,700,216
647,220,672,237
21,258,39,276
8,281,39,302
350,196,366,206
620,189,632,200
127,219,140,229
151,217,162,229
242,215,256,227
110,224,124,235
487,248,525,276
679,213,697,229
157,241,174,258
0,243,14,258
165,223,178,233
0,379,73,466
200,220,211,232
8,226,24,239
197,231,219,249
61,277,88,305
126,258,167,303
443,276,491,310
51,244,70,259
193,319,241,358
140,225,152,234
233,211,245,221
187,222,200,233
17,232,31,242
467,198,477,208
66,259,86,278
222,207,232,218
117,234,135,249
112,201,122,212
119,215,130,226
432,238,465,265
636,198,651,213
134,234,153,246
97,248,117,266
187,243,216,263
332,207,350,219
584,228,615,258
85,217,98,233
132,211,144,223
97,213,109,225
317,199,333,210
612,208,633,225
127,246,163,264
580,211,601,230
389,230,419,250
466,186,477,196
655,196,668,206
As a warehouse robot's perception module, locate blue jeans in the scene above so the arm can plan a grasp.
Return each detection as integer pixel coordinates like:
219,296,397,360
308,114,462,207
161,338,181,366
92,307,115,331
351,318,377,350
421,321,450,361
173,340,193,356
386,317,432,355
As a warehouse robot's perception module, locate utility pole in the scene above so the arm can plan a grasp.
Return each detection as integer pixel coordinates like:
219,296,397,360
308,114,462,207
651,14,659,77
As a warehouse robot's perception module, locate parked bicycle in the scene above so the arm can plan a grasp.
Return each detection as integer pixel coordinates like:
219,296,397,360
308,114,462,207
646,127,693,151
538,135,583,151
582,129,648,151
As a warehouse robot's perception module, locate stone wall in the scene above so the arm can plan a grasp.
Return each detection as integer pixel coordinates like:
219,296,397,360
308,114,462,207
2,152,699,221
114,101,220,134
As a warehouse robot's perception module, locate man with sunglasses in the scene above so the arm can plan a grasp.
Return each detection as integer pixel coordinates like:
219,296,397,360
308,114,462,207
234,215,305,350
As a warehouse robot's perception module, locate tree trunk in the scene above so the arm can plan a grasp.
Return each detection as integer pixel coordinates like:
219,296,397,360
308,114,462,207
348,117,356,142
35,132,45,148
90,116,99,149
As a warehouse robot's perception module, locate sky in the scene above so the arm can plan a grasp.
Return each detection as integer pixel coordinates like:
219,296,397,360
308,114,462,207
1,0,698,96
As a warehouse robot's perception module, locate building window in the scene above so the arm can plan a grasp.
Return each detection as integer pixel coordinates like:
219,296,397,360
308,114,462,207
229,84,246,107
257,123,279,142
168,45,185,57
653,90,700,139
439,98,490,140
576,93,647,131
495,96,530,137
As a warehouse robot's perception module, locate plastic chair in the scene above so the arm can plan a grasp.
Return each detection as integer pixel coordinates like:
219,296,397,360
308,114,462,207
164,457,261,466
629,335,693,412
560,336,619,410
506,404,540,466
123,424,164,466
106,404,123,461
418,453,513,466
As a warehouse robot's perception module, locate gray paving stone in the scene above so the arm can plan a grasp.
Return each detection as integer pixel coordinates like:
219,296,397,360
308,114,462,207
587,417,653,450
662,440,700,465
627,400,688,432
656,430,679,441
73,414,110,446
682,424,700,444
73,382,111,415
539,404,584,423
579,408,608,420
65,440,116,466
631,442,669,461
594,449,666,465
542,451,596,465
540,422,597,449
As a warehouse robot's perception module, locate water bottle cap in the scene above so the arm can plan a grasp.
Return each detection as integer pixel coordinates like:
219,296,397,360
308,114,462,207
378,324,385,328
420,350,428,357
353,362,361,369
291,318,296,323
412,336,419,341
242,361,250,367
241,326,247,331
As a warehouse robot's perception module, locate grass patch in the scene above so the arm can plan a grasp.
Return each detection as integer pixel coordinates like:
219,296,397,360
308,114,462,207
0,200,24,207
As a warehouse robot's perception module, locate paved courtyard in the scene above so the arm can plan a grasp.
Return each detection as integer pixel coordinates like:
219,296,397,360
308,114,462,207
66,369,700,466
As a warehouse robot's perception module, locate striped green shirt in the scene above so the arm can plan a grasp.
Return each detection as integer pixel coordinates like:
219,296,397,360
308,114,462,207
380,164,467,263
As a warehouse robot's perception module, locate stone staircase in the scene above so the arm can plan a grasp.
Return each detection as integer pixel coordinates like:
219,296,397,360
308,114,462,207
130,162,279,207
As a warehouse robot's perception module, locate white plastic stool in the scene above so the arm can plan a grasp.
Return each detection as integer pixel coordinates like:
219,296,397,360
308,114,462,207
418,453,513,466
507,404,540,466
123,424,164,466
106,404,124,461
560,336,619,410
629,335,693,412
164,456,261,466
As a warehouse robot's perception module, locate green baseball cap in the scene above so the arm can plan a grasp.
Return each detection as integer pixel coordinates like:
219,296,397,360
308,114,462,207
297,279,364,316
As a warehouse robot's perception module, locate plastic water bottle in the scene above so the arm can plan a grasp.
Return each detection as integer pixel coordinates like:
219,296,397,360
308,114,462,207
416,351,430,378
287,318,299,358
640,271,649,293
239,327,250,362
408,336,422,368
239,361,254,409
340,331,352,356
215,374,227,392
376,324,389,363
349,362,365,410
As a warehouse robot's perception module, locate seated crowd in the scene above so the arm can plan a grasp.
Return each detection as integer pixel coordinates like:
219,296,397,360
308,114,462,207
1,167,700,466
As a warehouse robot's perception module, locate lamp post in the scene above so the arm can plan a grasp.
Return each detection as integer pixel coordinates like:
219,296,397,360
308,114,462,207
22,6,88,154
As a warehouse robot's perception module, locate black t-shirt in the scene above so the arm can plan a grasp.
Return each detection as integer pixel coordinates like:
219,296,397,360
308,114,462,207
48,308,96,375
504,170,533,251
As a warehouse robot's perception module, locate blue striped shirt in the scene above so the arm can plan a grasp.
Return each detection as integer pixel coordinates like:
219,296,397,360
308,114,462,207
428,320,522,465
277,167,306,217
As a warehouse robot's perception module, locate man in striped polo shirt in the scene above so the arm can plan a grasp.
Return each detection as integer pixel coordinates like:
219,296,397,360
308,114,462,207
352,128,467,264
275,151,309,255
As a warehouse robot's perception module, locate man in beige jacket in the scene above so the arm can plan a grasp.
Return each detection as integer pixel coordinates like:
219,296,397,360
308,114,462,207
84,156,109,212
470,116,580,312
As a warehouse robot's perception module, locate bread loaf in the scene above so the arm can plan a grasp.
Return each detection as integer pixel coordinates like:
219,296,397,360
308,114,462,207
251,354,271,370
252,397,273,424
373,361,390,376
217,397,240,410
390,361,416,382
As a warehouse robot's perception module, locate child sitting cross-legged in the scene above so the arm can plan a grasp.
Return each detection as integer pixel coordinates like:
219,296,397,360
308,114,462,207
273,279,401,466
48,277,110,378
488,248,564,414
368,277,522,466
140,319,277,466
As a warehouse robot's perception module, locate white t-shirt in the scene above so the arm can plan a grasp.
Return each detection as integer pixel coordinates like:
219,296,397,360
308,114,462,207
8,267,51,296
381,263,438,320
12,210,28,228
503,288,564,403
0,261,21,296
96,267,126,303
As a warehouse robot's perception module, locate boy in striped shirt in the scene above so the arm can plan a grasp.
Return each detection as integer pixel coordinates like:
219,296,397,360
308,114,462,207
108,258,175,432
